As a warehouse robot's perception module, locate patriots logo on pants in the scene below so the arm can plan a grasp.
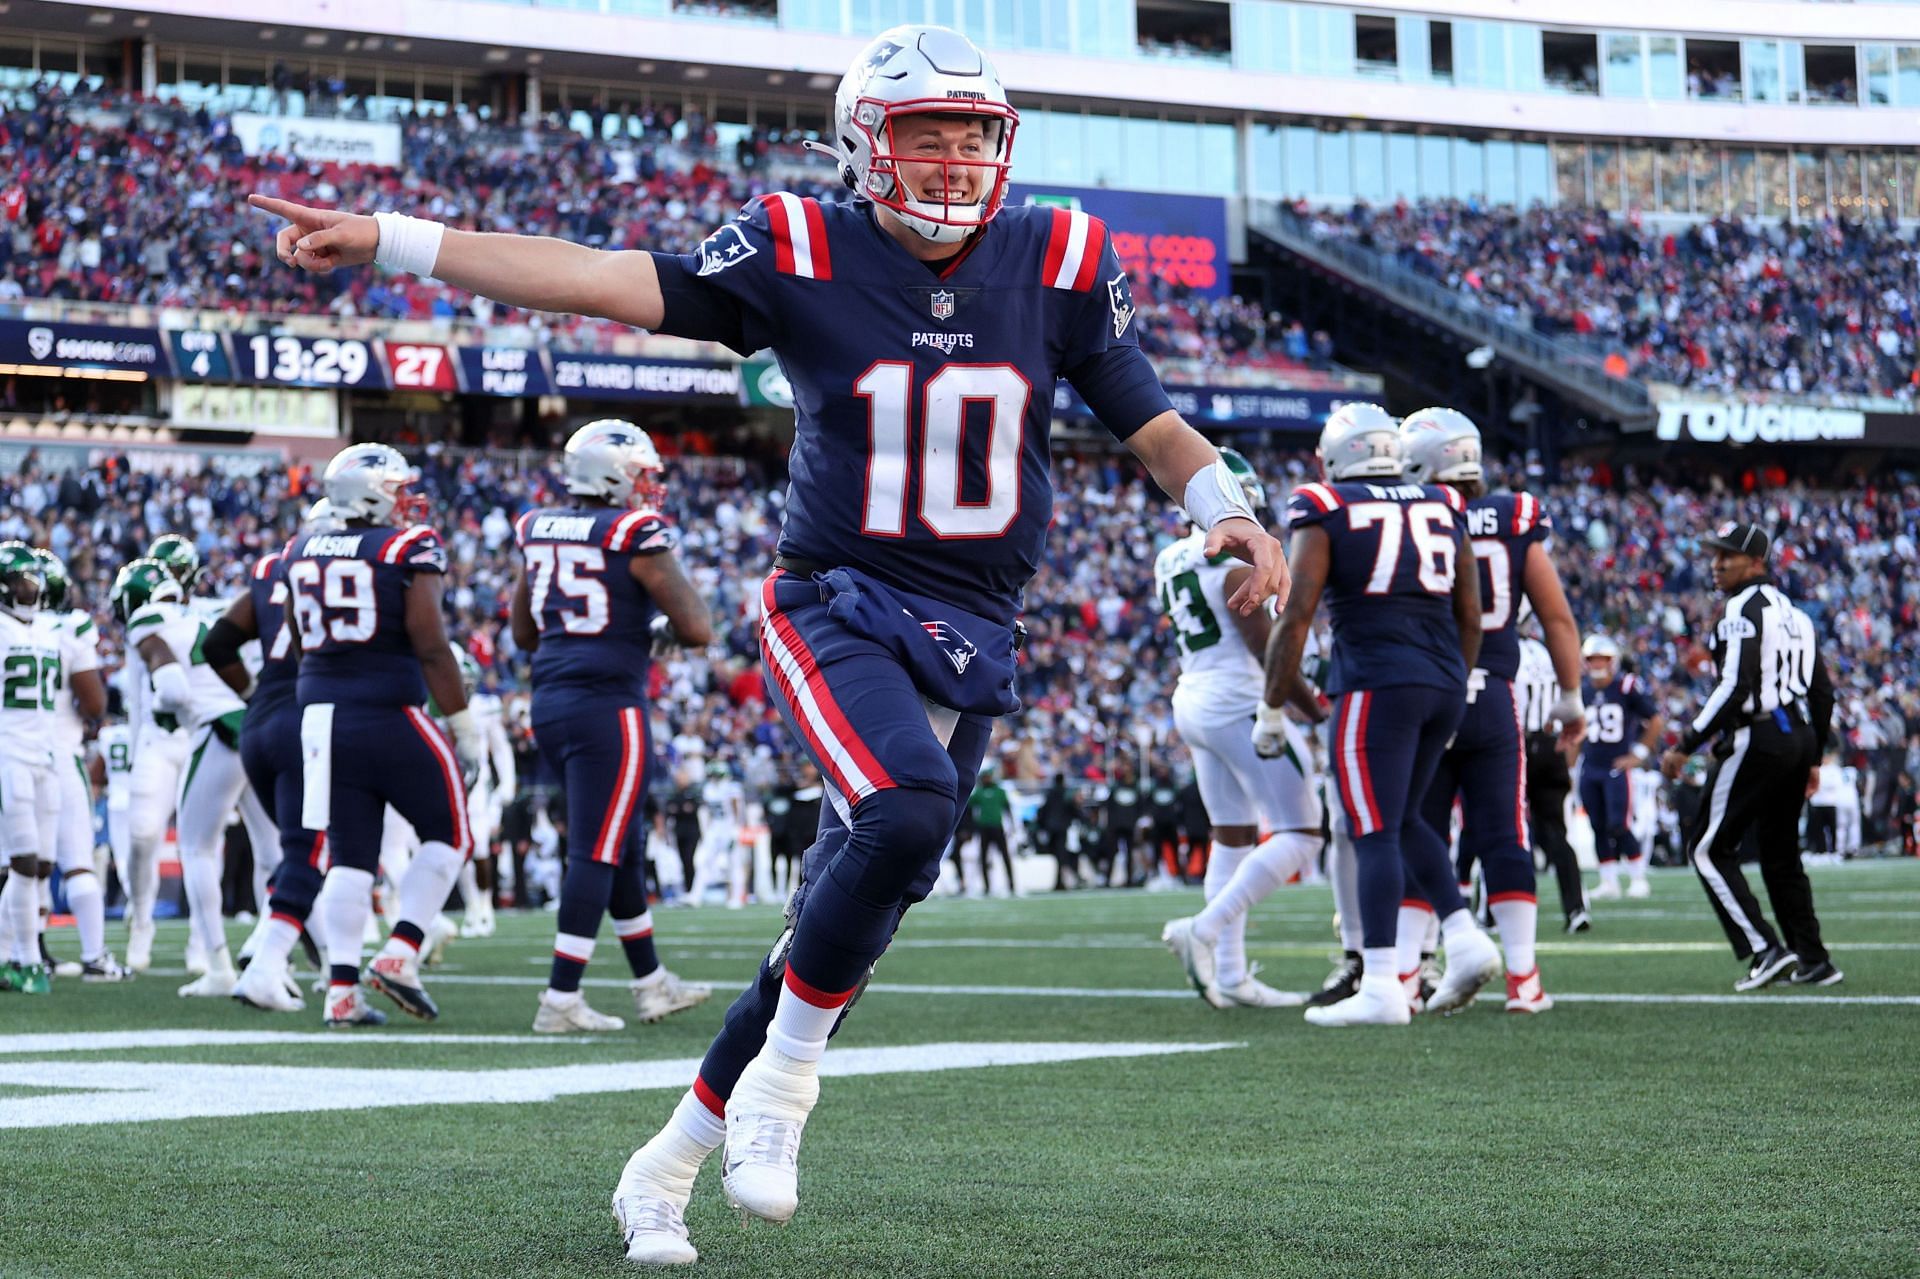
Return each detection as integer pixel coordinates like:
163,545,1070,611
697,224,759,277
920,619,977,677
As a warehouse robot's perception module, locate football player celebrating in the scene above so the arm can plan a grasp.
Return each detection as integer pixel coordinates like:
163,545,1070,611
1578,635,1664,900
1399,409,1585,1013
31,549,124,981
254,25,1284,1263
511,419,715,1033
1157,448,1323,1009
213,499,343,1013
0,544,60,994
285,444,483,1028
1267,406,1501,1027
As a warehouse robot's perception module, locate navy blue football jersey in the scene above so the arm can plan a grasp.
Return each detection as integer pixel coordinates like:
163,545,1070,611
1461,491,1551,681
287,523,447,708
1580,672,1659,773
1286,479,1469,695
515,505,675,718
248,542,298,719
650,195,1171,625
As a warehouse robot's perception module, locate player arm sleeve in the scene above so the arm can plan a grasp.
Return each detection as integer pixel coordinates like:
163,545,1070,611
646,202,784,356
1683,594,1760,750
68,616,101,675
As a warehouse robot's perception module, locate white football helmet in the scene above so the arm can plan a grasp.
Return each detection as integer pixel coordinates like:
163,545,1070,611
1583,634,1621,682
301,496,345,533
819,25,1019,245
1317,403,1403,481
322,443,423,525
563,419,666,511
1400,407,1485,487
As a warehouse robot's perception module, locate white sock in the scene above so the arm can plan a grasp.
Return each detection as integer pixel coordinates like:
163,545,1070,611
1423,910,1441,953
1599,861,1621,890
1626,855,1649,884
257,914,302,968
318,866,375,974
181,848,229,962
1440,908,1487,956
1490,895,1538,976
1395,903,1433,978
1361,945,1396,982
4,871,37,963
1329,830,1364,951
385,841,464,955
65,868,106,962
1201,833,1317,986
1197,840,1252,976
457,859,481,912
127,831,160,927
765,974,848,1063
623,1090,724,1202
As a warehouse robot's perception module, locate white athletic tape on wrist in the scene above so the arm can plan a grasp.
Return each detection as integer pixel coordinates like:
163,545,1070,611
1182,458,1257,530
372,212,445,277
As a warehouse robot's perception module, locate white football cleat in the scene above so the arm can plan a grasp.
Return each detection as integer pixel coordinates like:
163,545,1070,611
178,967,237,998
632,970,713,1024
1160,917,1218,996
1426,929,1504,1015
232,959,305,1012
612,1135,709,1266
126,918,155,972
1590,880,1623,901
724,1051,819,1225
425,913,459,966
533,991,627,1033
1210,969,1305,1009
1504,968,1554,1014
459,900,496,938
1626,878,1651,899
1303,975,1411,1027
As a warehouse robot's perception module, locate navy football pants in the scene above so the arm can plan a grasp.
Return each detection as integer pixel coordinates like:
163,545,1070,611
694,573,991,1102
1328,684,1468,950
1578,767,1634,863
313,702,469,872
1407,676,1536,909
239,700,327,923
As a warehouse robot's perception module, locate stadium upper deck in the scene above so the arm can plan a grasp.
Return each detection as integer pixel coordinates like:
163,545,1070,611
6,0,1920,212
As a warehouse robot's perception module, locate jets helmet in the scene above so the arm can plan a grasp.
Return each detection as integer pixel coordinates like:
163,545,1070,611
1316,403,1403,481
1217,447,1268,519
147,532,201,588
30,547,70,613
302,496,346,534
820,25,1019,245
0,542,45,622
1399,407,1485,487
1582,634,1621,680
563,419,667,511
109,557,184,625
323,443,424,525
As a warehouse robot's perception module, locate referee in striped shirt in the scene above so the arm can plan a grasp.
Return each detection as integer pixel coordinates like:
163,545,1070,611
1660,522,1840,990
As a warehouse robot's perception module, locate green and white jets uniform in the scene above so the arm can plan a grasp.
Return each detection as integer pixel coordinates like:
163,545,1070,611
0,607,63,861
1154,529,1320,834
37,607,102,878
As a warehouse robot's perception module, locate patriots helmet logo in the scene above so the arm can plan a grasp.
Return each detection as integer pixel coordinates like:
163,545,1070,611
921,619,978,676
696,224,758,277
930,290,956,320
1107,271,1136,339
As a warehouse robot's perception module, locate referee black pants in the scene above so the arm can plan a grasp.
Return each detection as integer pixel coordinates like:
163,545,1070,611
1687,721,1829,965
1526,734,1586,923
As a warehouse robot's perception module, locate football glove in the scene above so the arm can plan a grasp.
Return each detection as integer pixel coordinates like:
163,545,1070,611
648,614,679,656
1252,703,1291,759
446,708,484,788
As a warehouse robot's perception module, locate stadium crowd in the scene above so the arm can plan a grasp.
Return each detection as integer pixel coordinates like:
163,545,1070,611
0,436,1913,871
1297,199,1920,402
0,83,1303,373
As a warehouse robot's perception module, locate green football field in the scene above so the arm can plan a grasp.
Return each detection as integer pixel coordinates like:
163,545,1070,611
3,861,1917,1279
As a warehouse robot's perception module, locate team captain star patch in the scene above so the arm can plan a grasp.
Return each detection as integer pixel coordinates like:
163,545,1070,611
1107,271,1136,338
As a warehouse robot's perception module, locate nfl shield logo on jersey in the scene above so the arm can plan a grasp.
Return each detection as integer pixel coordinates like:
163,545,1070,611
696,224,758,277
930,290,956,321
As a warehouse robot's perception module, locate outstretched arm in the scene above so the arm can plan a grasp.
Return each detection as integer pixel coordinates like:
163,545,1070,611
249,195,666,330
1126,411,1288,616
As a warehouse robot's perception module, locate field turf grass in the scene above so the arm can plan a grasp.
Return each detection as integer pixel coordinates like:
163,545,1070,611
2,860,1916,1279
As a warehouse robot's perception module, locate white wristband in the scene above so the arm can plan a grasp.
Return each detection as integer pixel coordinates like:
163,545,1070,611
372,211,445,277
1631,742,1651,761
1182,458,1257,530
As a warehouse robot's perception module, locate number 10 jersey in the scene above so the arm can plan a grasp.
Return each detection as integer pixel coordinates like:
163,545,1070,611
650,195,1171,626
